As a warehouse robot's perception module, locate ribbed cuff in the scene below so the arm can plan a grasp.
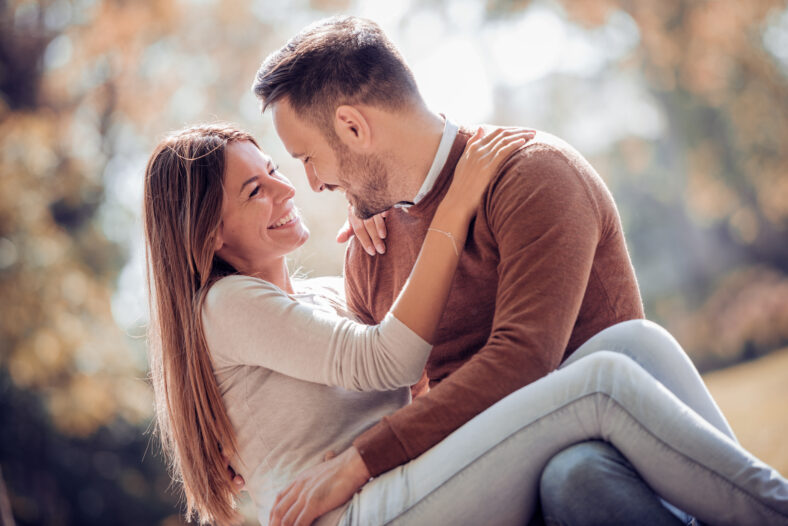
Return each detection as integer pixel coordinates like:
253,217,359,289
352,418,410,478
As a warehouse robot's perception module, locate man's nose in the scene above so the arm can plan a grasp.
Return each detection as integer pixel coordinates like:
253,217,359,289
305,165,325,193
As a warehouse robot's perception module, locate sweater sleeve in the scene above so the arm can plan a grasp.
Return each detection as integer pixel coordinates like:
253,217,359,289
343,250,377,326
202,276,431,392
353,146,602,476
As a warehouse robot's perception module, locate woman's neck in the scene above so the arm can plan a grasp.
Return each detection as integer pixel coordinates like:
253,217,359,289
248,257,294,294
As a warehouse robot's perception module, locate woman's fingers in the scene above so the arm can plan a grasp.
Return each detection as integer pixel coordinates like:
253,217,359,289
345,206,387,255
373,213,387,240
335,220,354,243
347,213,376,256
488,130,534,154
364,216,386,254
476,129,532,157
493,135,530,161
472,127,534,154
468,126,513,148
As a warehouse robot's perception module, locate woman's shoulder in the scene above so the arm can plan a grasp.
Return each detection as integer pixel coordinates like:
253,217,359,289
204,275,288,317
295,275,345,299
294,276,358,320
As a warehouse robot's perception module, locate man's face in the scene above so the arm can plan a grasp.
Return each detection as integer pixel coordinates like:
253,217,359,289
271,99,394,219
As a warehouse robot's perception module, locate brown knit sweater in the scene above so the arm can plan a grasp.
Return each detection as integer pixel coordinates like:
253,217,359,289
344,127,644,477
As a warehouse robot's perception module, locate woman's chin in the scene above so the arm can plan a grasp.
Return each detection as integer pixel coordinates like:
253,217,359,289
292,225,310,249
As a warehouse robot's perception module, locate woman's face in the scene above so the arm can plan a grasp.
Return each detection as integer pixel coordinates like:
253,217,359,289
214,140,309,272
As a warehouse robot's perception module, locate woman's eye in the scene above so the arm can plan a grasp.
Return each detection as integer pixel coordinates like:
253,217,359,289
269,164,279,175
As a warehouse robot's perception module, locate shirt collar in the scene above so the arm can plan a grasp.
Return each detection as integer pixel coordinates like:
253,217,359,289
395,117,459,209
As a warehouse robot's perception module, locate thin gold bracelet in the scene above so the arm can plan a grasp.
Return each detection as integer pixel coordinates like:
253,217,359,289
427,227,460,257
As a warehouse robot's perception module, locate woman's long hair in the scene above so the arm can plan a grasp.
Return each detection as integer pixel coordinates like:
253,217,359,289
143,124,258,525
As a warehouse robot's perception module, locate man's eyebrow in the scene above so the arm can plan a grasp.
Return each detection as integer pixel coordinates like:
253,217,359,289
290,151,304,160
239,176,259,194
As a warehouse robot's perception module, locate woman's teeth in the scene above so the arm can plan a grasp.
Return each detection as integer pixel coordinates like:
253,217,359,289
269,210,297,229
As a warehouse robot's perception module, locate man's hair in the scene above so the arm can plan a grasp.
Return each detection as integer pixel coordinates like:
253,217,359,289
253,16,420,137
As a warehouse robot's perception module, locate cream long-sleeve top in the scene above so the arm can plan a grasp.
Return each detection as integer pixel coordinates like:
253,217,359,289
201,274,432,525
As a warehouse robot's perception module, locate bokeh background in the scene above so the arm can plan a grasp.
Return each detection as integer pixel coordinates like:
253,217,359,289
1,0,787,524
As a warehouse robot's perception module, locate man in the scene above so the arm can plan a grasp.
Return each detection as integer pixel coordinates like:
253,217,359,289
253,15,690,526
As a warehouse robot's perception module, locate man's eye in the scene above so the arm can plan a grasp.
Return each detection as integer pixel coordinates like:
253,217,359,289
249,186,260,198
303,156,310,164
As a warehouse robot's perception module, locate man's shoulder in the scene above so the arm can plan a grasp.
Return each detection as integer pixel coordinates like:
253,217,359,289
479,128,608,200
494,129,591,175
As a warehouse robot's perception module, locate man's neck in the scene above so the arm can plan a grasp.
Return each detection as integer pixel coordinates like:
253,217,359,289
384,107,445,203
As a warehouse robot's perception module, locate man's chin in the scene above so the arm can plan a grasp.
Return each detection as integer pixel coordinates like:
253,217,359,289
345,196,372,220
351,203,389,220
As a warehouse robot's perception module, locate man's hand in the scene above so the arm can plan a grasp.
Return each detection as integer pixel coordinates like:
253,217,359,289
410,370,430,399
269,446,371,526
336,205,389,256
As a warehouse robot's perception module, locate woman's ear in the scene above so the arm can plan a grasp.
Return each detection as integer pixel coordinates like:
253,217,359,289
213,222,224,253
334,105,372,152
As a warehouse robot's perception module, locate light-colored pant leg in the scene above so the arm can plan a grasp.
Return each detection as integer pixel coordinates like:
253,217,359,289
338,353,788,526
561,319,737,441
558,319,737,523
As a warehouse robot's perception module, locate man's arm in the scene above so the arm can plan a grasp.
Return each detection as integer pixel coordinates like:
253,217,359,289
354,146,602,476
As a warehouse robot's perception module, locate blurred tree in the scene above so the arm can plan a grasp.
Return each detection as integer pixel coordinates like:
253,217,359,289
489,0,788,368
0,0,184,523
2,0,787,523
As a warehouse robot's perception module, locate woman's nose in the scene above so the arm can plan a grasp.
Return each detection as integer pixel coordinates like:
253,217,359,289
272,177,296,203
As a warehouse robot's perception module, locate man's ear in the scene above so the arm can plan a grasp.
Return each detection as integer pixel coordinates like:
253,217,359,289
334,105,371,151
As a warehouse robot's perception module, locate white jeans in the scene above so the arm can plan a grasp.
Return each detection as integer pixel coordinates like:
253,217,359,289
335,320,788,526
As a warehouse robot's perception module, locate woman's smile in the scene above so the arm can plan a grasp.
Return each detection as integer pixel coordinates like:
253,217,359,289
268,209,300,230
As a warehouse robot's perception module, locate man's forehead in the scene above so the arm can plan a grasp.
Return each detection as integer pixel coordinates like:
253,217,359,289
270,98,302,126
271,102,325,158
271,100,308,135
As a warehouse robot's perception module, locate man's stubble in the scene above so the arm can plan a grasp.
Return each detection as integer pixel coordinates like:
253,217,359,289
336,144,395,220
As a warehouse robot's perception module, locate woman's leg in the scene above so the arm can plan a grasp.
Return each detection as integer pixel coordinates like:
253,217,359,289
561,319,736,440
338,352,788,526
542,319,732,525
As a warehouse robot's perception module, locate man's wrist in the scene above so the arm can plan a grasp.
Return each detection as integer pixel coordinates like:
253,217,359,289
342,446,371,486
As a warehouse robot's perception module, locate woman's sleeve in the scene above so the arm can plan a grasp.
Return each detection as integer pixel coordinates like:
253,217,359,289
201,276,432,391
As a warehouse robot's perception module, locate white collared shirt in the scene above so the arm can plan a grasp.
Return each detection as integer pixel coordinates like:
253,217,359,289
396,117,459,208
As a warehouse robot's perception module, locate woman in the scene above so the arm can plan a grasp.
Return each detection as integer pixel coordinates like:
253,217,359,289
143,124,788,526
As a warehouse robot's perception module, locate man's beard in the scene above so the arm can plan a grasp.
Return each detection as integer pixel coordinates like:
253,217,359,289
336,147,393,220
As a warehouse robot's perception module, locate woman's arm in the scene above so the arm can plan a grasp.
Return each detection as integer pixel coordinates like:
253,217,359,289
389,127,531,343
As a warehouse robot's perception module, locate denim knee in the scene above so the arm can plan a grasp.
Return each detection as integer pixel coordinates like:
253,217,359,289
540,441,684,526
540,441,615,511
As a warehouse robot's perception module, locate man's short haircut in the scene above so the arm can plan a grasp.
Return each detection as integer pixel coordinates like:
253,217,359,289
252,16,421,138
